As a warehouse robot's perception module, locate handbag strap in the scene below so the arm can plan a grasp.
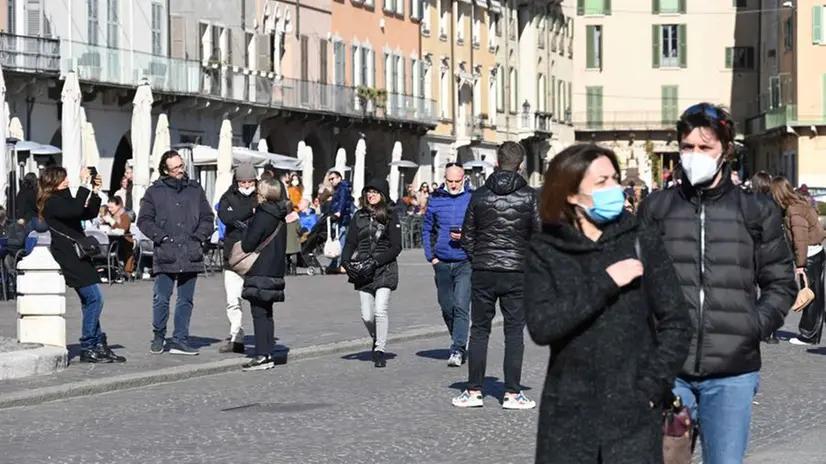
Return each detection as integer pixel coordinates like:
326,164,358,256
253,222,283,254
49,227,80,244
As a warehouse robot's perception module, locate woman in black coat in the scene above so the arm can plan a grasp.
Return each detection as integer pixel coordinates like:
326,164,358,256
524,144,691,464
239,177,288,371
341,178,402,368
39,166,126,364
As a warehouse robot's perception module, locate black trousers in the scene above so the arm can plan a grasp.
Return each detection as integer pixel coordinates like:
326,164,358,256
467,270,525,394
799,250,826,344
250,299,274,356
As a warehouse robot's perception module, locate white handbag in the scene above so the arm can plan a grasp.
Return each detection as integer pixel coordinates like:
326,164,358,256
323,216,342,259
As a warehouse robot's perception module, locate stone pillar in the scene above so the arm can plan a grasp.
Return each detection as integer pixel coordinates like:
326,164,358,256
17,233,67,348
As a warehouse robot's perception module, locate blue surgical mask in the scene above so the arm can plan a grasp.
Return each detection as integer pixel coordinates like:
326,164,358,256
579,185,625,224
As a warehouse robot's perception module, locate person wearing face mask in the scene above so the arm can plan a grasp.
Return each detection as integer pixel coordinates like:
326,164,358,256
287,173,303,212
523,144,691,464
216,163,259,354
638,103,796,463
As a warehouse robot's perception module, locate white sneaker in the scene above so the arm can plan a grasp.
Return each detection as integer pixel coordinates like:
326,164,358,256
502,392,536,410
789,337,815,346
447,352,463,367
452,390,484,408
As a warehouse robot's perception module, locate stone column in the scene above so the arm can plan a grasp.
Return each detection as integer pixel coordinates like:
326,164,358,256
17,233,67,348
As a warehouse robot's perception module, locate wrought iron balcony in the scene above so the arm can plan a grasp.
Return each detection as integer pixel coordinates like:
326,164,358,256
572,111,677,131
0,33,60,74
535,111,553,134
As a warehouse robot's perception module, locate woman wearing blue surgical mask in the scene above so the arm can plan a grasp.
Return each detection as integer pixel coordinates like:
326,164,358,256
523,143,692,464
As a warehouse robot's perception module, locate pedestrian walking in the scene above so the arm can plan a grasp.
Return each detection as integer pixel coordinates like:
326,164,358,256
421,164,473,367
638,103,796,463
327,170,353,273
39,166,126,363
238,177,289,371
138,150,215,356
342,179,403,368
522,144,691,463
216,163,259,354
749,171,782,344
452,141,541,409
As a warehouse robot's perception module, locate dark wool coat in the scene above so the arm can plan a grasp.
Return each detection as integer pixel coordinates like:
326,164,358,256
240,201,287,303
217,182,258,267
43,187,102,289
524,212,692,464
137,177,215,275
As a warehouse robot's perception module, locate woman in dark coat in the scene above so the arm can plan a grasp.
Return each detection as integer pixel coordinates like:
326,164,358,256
524,144,691,464
39,166,126,364
16,172,38,225
341,178,402,368
239,177,288,371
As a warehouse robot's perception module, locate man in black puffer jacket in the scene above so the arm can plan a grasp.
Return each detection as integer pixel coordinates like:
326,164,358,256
638,103,796,463
453,141,541,410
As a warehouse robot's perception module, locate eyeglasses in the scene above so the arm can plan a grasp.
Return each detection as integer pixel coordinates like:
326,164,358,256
168,163,185,172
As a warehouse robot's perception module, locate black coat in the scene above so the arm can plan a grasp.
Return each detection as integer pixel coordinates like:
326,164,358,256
136,177,215,275
240,201,288,303
217,183,258,267
638,168,796,377
342,206,403,293
15,185,37,223
524,212,691,464
461,170,541,271
43,188,102,289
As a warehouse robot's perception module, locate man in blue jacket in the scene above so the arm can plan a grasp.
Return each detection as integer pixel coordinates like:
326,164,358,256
327,170,352,272
422,163,472,367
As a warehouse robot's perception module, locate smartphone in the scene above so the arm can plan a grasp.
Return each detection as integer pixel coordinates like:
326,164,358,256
450,226,461,235
88,166,99,184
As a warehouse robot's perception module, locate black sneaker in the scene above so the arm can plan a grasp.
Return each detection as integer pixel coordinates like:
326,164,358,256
374,350,387,368
241,355,275,371
765,332,780,345
149,335,165,354
218,339,245,354
169,340,199,356
98,343,127,363
79,348,114,363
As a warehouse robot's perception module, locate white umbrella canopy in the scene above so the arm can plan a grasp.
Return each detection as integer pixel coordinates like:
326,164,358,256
0,65,7,207
299,141,313,202
61,72,83,189
334,147,346,174
352,137,366,202
8,116,24,140
151,113,170,181
130,80,153,213
388,141,402,202
257,138,269,153
212,118,234,206
82,118,101,169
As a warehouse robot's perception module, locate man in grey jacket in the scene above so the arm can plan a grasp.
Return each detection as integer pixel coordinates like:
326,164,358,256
138,150,215,356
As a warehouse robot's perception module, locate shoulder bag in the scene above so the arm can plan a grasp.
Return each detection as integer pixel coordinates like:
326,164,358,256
323,216,342,259
50,227,101,260
228,222,283,276
345,220,386,284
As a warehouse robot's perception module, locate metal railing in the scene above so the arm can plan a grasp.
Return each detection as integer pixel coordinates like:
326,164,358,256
535,112,553,133
0,33,60,73
572,111,676,131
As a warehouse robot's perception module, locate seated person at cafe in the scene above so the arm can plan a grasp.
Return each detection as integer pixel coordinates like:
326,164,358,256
102,195,135,275
297,199,318,233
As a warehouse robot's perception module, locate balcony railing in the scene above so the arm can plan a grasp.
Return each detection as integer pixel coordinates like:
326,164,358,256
535,112,553,134
0,33,60,73
572,111,676,131
59,41,437,126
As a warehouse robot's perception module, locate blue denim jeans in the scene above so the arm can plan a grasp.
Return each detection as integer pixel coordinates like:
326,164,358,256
153,272,198,343
674,371,761,464
75,284,105,350
433,260,472,354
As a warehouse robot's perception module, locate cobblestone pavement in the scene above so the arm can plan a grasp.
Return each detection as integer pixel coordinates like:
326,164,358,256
2,312,826,463
0,250,446,395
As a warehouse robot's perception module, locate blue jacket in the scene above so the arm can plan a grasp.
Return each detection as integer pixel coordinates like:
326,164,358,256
298,210,319,231
422,184,472,262
331,180,353,227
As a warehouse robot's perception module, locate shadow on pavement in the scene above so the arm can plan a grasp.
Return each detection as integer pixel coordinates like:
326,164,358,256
415,349,451,360
449,377,533,398
340,350,398,361
67,344,126,360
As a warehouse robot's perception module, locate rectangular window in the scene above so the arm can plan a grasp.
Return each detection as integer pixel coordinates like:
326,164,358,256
7,1,15,34
106,0,119,48
457,5,465,44
496,65,505,112
410,0,420,19
661,85,678,126
579,0,610,16
351,45,359,86
567,82,572,121
813,5,823,45
396,0,404,15
333,41,345,86
725,46,755,69
422,0,431,33
654,0,685,14
585,25,602,69
320,40,328,84
360,48,369,86
439,0,449,39
785,16,793,50
654,24,686,68
300,35,309,103
769,75,780,108
88,0,98,45
509,68,518,112
585,86,603,129
494,13,501,37
151,3,163,55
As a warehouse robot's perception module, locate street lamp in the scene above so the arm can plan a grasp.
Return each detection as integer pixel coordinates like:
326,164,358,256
522,100,531,128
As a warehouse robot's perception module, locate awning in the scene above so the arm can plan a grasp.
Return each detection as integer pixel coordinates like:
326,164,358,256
190,144,302,171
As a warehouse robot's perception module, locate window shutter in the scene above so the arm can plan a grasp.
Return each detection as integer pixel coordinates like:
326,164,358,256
551,76,556,116
652,0,659,14
652,25,661,68
678,0,686,14
171,15,187,59
27,0,42,36
661,86,668,125
567,82,572,116
725,47,733,68
822,73,826,118
401,57,407,94
678,24,687,68
586,26,594,68
604,0,611,15
351,45,357,86
576,0,584,15
371,50,376,86
814,6,823,44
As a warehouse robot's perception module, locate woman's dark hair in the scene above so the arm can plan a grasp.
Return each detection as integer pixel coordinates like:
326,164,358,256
158,150,182,177
37,166,68,220
749,171,772,195
22,172,37,190
108,195,124,207
771,176,807,210
677,103,736,151
539,143,621,225
361,187,390,224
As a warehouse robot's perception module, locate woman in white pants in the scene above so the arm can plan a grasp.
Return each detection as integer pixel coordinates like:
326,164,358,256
342,179,403,368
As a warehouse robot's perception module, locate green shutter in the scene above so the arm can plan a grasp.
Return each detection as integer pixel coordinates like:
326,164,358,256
595,87,603,128
586,26,595,68
652,0,659,14
822,74,826,119
725,47,733,69
604,0,611,15
371,50,376,86
678,0,686,13
814,6,823,44
652,25,661,68
671,86,678,123
678,24,687,68
577,0,584,15
661,86,668,125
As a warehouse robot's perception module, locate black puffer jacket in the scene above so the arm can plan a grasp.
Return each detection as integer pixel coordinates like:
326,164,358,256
240,201,287,303
638,167,796,378
461,170,541,271
217,182,258,267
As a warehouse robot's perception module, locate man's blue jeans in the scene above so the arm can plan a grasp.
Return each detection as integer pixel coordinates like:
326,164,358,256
153,273,198,343
433,260,472,354
674,371,760,463
75,284,105,350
